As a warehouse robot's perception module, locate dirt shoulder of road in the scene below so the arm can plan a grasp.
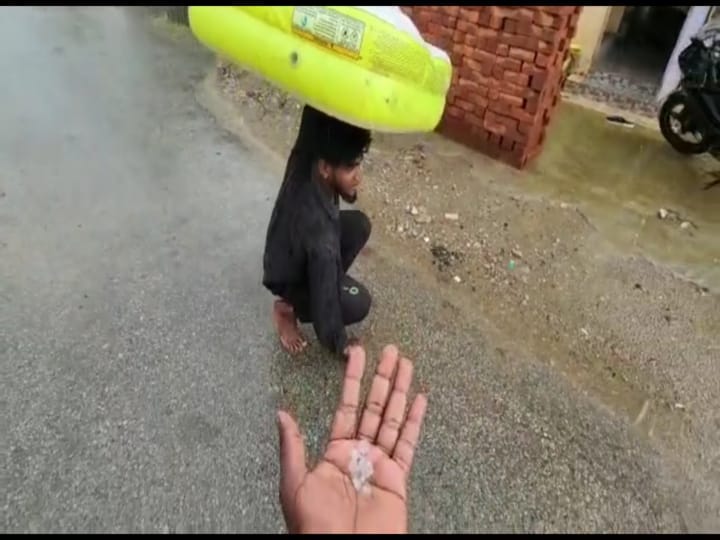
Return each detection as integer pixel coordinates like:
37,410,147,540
199,61,720,520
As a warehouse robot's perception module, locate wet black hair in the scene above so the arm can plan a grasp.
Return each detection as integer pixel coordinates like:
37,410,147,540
293,105,372,168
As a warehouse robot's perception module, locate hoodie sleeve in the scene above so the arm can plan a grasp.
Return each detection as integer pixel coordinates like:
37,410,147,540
305,241,347,355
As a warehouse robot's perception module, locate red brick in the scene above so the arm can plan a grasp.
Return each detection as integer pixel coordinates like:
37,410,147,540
484,111,507,135
489,100,513,117
500,113,519,131
534,11,557,27
467,112,485,128
523,23,547,38
517,119,535,135
427,11,443,24
569,11,581,27
525,95,539,114
503,81,528,98
499,57,522,72
479,37,498,54
500,136,515,151
470,49,495,66
432,36,452,52
557,6,580,16
509,106,536,126
524,36,540,51
459,7,479,23
463,33,478,48
499,33,526,48
427,22,443,37
538,27,560,43
536,52,550,67
551,14,569,30
405,5,573,170
441,6,460,17
517,8,535,24
456,82,474,97
516,20,533,37
488,13,503,30
461,55,478,72
441,22,457,38
499,92,524,109
477,26,502,39
470,125,490,142
446,105,463,119
509,47,536,63
531,71,548,92
489,6,512,19
457,19,476,35
456,98,475,112
537,39,554,53
504,71,530,87
463,67,487,85
507,127,528,145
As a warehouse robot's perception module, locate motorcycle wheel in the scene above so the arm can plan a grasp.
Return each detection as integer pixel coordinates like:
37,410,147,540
659,92,710,155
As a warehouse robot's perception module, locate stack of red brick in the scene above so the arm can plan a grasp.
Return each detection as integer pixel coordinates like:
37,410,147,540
402,6,581,169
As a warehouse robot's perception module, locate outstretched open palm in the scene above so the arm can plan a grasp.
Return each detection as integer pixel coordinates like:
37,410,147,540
277,345,428,534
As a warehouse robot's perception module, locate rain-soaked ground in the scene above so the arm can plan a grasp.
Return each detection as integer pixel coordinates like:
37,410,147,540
213,45,720,533
2,6,719,533
526,103,720,292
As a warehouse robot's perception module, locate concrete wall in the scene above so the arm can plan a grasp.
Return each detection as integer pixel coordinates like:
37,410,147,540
606,6,627,34
403,6,582,169
573,6,612,75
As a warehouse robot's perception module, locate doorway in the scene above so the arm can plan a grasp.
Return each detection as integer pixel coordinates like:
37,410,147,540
570,6,693,116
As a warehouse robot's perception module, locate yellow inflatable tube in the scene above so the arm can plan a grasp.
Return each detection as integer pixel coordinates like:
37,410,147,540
189,6,452,133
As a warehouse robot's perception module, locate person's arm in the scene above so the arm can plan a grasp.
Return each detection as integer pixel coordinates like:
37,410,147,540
306,242,347,355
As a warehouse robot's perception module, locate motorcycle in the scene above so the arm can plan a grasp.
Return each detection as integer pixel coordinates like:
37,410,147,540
658,21,720,156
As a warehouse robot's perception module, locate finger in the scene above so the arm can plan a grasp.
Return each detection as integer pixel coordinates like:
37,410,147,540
392,393,428,474
376,356,413,454
329,345,366,440
277,410,308,504
357,345,400,443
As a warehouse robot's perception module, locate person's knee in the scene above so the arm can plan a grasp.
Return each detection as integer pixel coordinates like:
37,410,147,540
343,281,372,325
356,211,372,244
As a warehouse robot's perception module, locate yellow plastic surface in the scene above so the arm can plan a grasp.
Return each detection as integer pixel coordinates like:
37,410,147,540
189,6,452,133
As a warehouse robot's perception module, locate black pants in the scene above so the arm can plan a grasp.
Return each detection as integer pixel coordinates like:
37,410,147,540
286,210,372,326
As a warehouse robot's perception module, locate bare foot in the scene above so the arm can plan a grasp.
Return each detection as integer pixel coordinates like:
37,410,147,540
272,300,307,354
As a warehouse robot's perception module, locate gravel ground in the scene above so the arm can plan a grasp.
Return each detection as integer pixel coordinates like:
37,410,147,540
565,73,660,119
208,61,720,531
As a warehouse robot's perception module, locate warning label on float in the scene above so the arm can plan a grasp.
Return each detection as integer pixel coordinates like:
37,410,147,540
292,6,365,59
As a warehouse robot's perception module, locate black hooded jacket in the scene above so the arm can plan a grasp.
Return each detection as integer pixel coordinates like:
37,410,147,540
262,106,348,353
